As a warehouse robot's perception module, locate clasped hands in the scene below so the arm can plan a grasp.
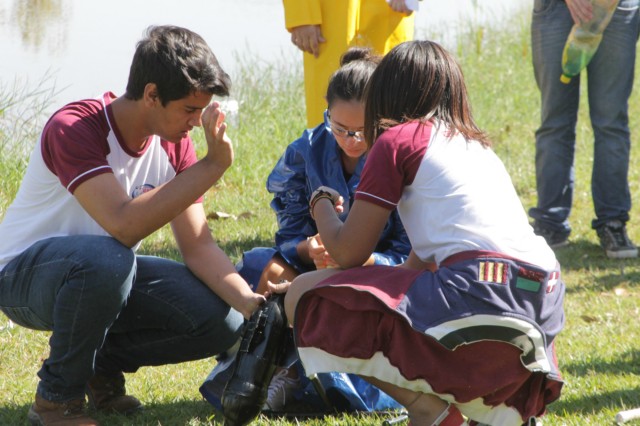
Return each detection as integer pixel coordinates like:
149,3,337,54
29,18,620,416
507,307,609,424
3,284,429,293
307,234,339,269
264,234,337,298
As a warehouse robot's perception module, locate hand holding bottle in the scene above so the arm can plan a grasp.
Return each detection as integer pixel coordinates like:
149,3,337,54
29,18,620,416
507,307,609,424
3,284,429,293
560,0,620,83
566,0,594,24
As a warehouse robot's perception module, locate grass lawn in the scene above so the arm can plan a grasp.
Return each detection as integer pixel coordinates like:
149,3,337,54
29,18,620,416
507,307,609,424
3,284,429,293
1,6,639,426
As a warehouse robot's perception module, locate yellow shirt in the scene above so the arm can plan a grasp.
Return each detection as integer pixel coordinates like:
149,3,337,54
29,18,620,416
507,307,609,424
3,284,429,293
284,0,415,127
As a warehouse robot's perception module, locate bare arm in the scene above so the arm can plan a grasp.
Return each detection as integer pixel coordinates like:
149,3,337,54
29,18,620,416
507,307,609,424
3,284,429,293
303,234,375,269
73,104,232,248
312,194,391,269
171,204,265,319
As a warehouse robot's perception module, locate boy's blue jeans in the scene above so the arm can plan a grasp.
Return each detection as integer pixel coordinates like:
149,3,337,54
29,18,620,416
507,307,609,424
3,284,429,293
0,235,244,402
530,0,639,232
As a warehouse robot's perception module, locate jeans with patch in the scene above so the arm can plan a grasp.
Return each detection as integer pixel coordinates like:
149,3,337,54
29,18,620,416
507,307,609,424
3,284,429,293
530,0,639,232
0,235,244,402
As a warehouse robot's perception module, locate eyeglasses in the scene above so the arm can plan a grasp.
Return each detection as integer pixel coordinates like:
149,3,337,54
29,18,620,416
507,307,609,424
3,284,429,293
326,111,364,141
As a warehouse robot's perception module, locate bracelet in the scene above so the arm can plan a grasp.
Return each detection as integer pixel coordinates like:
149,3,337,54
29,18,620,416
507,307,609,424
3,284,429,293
309,189,335,208
309,195,334,219
309,190,335,220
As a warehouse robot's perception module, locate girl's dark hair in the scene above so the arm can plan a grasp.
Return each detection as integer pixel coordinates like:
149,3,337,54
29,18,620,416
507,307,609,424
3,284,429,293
124,25,231,105
364,40,490,148
326,46,382,107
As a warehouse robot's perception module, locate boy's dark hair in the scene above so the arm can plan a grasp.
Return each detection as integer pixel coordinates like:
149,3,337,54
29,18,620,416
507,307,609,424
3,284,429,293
124,25,231,105
326,46,381,108
364,40,490,148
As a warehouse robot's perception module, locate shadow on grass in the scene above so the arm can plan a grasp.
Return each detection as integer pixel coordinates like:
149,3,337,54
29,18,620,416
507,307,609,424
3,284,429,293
0,399,226,426
0,398,402,425
561,348,640,377
548,385,640,417
98,398,225,425
0,404,29,426
550,238,640,292
550,349,640,417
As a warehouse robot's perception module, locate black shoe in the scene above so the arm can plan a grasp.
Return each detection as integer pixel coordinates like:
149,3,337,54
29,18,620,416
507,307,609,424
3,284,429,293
596,220,638,259
533,224,569,249
221,293,288,426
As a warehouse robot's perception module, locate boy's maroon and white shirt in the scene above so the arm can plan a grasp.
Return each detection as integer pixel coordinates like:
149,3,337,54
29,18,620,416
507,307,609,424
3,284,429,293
0,92,199,271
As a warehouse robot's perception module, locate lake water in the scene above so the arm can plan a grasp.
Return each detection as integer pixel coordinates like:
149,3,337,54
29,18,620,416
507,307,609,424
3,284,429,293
0,0,529,114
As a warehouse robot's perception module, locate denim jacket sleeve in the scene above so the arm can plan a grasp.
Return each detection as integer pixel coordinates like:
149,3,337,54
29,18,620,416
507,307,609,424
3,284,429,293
267,129,318,271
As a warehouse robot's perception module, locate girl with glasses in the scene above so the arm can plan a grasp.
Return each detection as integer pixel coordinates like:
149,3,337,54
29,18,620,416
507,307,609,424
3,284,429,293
240,46,411,307
201,46,412,415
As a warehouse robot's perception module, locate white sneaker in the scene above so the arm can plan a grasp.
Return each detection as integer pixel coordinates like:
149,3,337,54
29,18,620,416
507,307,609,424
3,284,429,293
262,368,300,411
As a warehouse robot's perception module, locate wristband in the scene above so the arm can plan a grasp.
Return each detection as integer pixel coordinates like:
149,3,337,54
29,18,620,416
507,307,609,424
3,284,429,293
309,189,336,207
309,190,336,220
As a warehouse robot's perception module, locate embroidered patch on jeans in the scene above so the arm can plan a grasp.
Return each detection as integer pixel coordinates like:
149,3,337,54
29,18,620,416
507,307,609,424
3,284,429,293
478,261,508,284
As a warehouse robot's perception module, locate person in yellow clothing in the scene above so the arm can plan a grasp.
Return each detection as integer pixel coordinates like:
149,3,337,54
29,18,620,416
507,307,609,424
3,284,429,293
283,0,416,127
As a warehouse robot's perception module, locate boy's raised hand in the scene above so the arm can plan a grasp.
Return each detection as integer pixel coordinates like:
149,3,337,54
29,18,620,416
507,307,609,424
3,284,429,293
201,101,234,173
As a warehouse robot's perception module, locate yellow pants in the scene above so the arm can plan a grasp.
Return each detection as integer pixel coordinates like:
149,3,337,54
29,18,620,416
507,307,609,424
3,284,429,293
284,0,415,127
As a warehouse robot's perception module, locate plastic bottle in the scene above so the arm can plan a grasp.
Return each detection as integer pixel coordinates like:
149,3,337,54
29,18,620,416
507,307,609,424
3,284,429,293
560,0,620,84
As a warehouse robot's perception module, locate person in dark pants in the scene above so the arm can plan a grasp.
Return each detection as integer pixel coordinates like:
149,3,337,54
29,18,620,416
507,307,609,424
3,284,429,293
529,0,639,257
0,25,264,426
